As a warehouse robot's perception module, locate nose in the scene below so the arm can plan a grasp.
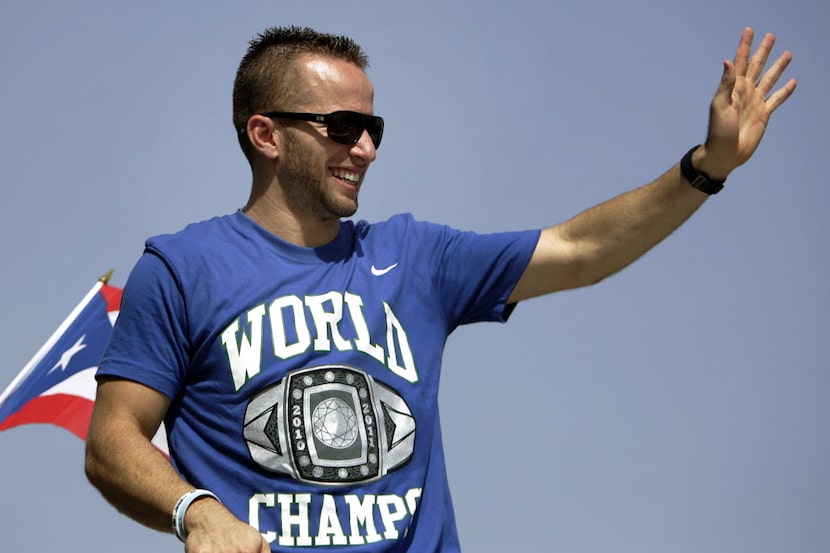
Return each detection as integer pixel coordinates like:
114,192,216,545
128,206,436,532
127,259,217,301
351,129,377,163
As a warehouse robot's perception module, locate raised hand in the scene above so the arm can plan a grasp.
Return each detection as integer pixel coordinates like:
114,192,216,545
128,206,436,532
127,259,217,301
698,27,797,180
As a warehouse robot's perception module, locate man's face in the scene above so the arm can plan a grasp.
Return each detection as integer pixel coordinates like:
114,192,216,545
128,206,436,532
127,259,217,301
276,55,378,221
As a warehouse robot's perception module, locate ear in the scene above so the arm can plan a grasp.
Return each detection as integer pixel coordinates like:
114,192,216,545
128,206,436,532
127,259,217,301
245,115,281,160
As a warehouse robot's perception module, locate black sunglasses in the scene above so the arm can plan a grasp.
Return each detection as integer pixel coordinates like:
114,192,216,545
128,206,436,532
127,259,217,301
261,110,384,149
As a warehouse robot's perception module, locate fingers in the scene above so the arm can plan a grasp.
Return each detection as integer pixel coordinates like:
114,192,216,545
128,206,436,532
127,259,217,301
746,32,776,83
732,27,754,77
733,28,778,84
731,26,796,110
757,49,793,96
766,77,798,113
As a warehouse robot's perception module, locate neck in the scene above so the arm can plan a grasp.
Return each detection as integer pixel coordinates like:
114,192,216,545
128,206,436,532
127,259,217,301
242,197,341,248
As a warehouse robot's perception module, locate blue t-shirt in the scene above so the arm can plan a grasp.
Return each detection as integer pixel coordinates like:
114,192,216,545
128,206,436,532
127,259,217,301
98,211,539,551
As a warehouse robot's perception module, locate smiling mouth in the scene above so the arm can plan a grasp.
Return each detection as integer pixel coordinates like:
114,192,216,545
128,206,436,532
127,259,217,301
331,168,360,185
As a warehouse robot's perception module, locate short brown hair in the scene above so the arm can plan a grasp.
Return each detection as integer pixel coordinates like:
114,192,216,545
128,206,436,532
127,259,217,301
232,26,370,161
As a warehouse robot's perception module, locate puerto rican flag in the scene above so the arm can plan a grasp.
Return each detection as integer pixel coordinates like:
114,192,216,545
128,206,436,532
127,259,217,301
0,275,168,455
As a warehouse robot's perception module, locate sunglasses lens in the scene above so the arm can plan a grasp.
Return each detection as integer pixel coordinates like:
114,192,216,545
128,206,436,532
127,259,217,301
328,112,384,149
367,118,383,149
327,113,363,145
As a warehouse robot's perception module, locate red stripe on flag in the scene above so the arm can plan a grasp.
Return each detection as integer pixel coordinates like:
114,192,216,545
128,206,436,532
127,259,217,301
100,284,122,313
0,394,94,440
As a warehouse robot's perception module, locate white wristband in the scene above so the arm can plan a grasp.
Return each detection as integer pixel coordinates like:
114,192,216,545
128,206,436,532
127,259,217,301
171,489,220,542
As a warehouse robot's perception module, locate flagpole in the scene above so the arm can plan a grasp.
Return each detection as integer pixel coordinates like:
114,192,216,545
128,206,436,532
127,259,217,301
0,273,112,407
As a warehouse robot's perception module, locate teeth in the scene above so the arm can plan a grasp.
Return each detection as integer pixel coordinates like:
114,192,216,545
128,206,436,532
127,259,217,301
332,169,359,183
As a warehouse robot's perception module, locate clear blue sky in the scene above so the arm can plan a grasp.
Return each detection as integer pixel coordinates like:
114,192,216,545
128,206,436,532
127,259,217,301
1,1,827,552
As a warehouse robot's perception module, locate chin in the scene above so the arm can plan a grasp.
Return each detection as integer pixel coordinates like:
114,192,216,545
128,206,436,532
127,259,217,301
320,201,358,219
338,204,358,218
330,195,359,218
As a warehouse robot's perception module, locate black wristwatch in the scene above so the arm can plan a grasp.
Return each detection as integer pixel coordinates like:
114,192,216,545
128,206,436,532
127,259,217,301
680,145,725,195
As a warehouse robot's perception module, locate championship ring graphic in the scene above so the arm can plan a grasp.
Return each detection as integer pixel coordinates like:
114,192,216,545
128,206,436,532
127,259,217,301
243,365,416,485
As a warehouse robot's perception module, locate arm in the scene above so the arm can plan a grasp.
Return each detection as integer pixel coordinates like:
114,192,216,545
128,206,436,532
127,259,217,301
85,378,269,553
510,28,796,302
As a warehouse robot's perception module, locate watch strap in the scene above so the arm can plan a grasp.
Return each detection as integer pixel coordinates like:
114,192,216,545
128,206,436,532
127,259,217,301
680,145,725,195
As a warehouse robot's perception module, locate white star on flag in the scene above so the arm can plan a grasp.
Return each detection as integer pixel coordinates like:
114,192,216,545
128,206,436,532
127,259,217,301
48,335,87,374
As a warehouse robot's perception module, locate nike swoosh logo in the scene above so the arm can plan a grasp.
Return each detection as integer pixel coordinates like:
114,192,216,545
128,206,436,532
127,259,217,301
371,262,399,276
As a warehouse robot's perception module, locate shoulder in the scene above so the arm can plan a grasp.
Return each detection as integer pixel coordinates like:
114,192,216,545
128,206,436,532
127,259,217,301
146,213,239,253
138,212,257,292
353,213,455,243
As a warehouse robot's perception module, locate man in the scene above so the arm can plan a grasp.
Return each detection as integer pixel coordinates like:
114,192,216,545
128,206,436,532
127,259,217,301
85,26,795,552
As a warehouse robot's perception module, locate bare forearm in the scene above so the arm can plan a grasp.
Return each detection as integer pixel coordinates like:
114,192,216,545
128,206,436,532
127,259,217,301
85,418,267,551
511,162,707,301
555,162,707,285
85,418,190,533
85,380,265,551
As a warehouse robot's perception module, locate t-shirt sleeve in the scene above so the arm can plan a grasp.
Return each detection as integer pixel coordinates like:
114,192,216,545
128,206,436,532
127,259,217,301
428,224,540,328
96,250,189,401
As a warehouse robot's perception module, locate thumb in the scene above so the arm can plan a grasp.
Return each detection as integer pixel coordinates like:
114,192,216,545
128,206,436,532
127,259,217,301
712,60,736,108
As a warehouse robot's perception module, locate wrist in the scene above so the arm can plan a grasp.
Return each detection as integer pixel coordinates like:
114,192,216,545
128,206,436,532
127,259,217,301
172,489,221,542
690,144,731,182
681,145,727,195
